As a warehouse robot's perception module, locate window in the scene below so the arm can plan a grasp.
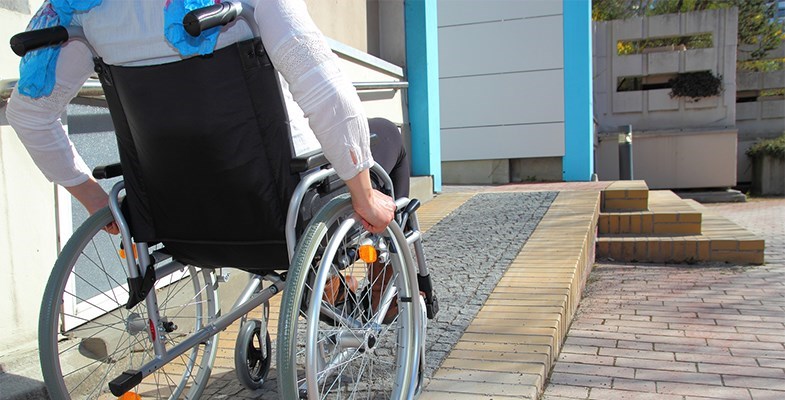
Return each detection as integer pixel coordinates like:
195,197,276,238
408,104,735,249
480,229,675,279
617,33,713,55
617,73,679,92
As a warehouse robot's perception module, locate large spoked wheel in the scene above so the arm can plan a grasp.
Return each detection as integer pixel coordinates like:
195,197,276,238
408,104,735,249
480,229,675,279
39,207,219,399
278,194,421,400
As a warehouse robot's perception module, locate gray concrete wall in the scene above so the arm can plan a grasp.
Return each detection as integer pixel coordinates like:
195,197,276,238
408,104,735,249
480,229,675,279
593,8,739,189
437,0,566,183
736,43,785,183
751,156,785,195
593,8,738,132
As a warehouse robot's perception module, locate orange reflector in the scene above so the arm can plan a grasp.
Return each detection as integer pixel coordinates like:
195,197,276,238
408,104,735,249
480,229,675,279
118,392,141,400
359,245,378,263
119,244,138,260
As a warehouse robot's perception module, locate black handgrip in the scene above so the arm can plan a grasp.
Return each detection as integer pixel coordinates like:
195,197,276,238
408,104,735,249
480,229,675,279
92,163,123,180
183,2,241,37
10,26,69,57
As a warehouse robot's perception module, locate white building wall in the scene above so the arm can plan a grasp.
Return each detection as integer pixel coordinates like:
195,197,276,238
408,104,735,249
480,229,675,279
437,0,565,163
0,0,60,355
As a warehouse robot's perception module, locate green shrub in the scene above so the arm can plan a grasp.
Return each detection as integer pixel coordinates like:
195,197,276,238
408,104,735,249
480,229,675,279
746,134,785,159
668,71,723,101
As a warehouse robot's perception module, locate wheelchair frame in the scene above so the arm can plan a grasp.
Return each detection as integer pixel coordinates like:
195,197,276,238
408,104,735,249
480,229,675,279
101,162,427,395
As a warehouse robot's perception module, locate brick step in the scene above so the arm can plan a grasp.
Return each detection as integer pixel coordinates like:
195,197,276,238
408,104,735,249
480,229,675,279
601,180,649,212
597,197,764,264
599,191,702,235
597,236,764,264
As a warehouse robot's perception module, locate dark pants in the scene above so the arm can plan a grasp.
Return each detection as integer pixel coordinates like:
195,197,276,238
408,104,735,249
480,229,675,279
369,118,410,198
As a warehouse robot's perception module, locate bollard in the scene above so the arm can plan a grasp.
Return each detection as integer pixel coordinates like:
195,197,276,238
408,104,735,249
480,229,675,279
618,125,633,180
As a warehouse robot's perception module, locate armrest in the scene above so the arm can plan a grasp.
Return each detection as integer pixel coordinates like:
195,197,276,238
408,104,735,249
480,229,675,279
289,133,378,173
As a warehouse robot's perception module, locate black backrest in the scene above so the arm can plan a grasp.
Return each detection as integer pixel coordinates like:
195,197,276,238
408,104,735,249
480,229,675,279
97,39,299,270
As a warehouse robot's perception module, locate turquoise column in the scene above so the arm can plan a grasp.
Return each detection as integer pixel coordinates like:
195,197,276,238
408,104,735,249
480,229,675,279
405,0,442,191
562,0,594,181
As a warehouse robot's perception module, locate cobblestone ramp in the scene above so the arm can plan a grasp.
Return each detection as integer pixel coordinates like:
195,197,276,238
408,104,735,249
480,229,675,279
420,192,557,373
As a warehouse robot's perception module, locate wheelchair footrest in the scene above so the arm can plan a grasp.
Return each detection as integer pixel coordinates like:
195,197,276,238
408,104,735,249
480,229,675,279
417,273,439,320
108,369,143,396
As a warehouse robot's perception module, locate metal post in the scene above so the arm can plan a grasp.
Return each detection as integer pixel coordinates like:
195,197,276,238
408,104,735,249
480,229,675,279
618,125,633,180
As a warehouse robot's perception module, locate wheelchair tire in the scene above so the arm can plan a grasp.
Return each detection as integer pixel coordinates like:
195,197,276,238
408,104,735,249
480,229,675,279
39,207,219,399
277,194,422,400
234,318,272,390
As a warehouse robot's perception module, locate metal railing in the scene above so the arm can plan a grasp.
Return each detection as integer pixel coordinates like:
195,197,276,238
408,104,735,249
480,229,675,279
1,78,407,104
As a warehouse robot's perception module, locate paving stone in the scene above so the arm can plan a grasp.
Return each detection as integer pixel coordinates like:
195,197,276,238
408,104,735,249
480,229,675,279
543,198,785,400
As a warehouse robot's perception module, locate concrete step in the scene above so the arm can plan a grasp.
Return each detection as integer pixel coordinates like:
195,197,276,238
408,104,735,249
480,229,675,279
601,180,649,212
0,342,46,400
410,175,434,203
599,190,702,235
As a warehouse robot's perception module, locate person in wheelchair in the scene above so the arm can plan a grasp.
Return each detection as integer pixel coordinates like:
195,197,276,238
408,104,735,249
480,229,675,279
8,1,435,399
9,0,411,319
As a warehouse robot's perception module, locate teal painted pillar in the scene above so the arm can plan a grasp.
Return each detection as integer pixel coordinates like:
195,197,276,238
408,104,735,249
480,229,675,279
562,0,594,181
405,0,442,191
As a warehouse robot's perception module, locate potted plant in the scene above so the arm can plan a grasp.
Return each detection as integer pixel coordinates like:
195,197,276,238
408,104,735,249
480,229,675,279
746,134,785,196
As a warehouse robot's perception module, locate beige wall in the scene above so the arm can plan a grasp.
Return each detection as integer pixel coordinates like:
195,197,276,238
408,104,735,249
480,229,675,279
597,129,738,189
306,0,368,52
337,56,404,124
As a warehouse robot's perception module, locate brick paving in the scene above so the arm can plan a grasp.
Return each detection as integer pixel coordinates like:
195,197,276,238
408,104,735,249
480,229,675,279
542,198,785,400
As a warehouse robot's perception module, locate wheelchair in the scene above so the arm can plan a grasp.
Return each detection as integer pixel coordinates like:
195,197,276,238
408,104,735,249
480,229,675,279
11,3,438,399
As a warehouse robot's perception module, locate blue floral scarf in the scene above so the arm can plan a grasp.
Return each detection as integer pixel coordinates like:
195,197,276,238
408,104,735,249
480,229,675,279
19,0,221,98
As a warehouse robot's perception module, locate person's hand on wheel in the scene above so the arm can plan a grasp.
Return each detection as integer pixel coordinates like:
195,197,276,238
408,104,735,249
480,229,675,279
65,179,120,234
352,188,396,234
345,169,396,234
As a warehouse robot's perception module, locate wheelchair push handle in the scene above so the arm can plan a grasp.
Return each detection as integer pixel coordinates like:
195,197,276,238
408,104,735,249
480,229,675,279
183,2,242,37
9,26,69,57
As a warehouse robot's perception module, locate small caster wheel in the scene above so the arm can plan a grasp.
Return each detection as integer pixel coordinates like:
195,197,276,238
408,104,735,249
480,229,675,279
235,318,272,390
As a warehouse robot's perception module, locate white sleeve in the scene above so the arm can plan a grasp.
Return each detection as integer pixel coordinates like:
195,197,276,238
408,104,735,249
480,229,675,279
254,0,373,181
6,40,95,187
